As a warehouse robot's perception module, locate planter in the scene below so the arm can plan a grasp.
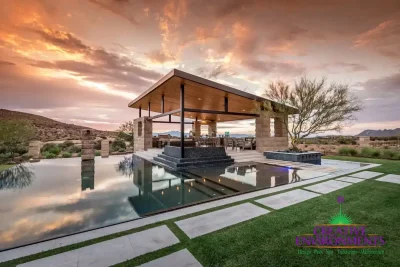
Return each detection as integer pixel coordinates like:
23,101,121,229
264,151,321,164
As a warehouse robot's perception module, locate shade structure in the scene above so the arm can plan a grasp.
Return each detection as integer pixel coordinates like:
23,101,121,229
128,69,296,122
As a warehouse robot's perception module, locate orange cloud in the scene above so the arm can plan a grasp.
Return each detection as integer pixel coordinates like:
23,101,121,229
354,20,400,58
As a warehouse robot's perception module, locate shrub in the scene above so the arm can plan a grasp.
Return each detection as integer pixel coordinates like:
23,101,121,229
62,152,72,158
382,149,397,159
111,139,126,152
349,148,358,156
0,153,13,164
338,147,351,155
66,145,81,153
59,141,74,150
95,151,101,156
371,149,381,158
41,143,61,155
360,147,374,157
94,140,102,150
118,148,126,153
77,152,81,157
44,152,56,159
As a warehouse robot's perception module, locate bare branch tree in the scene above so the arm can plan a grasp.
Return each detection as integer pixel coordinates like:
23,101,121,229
261,77,362,151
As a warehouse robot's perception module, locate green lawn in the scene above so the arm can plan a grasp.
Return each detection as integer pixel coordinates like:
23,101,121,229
324,156,400,175
0,165,14,172
113,180,399,267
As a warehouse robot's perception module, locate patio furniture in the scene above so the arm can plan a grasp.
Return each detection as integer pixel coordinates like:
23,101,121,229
236,138,254,151
225,138,235,150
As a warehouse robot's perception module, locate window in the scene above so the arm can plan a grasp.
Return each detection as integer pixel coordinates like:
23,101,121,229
138,122,142,136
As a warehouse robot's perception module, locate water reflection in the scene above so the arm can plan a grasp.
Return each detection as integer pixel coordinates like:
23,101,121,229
115,156,140,178
0,164,35,191
125,159,305,216
81,160,95,191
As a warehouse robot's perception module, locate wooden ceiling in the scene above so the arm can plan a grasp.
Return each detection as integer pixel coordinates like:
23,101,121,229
128,69,293,122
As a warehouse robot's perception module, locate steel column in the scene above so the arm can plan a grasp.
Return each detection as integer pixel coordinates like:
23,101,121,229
180,84,185,158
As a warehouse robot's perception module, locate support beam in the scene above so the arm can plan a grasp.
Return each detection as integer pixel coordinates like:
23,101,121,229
184,108,259,117
224,96,228,112
153,121,193,124
139,107,141,118
161,95,165,113
148,102,151,117
180,84,185,158
148,109,180,120
169,114,171,122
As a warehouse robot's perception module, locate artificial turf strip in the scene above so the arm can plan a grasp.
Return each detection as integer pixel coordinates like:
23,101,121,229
116,180,400,267
323,156,400,175
0,165,14,172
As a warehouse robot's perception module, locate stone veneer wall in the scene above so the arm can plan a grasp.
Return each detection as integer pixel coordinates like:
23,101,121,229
207,121,217,137
192,121,201,137
133,117,152,152
256,111,289,152
100,139,109,158
28,141,42,158
81,129,95,161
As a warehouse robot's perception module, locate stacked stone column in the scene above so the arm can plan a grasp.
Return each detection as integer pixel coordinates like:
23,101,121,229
100,139,109,158
81,129,95,160
192,121,201,138
133,117,152,152
28,141,42,159
256,111,289,152
207,121,217,137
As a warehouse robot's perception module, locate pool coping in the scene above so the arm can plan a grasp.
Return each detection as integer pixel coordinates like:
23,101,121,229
0,161,380,263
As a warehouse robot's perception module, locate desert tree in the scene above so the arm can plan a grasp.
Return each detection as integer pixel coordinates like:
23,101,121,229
117,120,134,146
0,120,34,159
261,77,362,151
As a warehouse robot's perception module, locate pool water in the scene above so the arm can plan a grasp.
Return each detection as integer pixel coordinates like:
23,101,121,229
0,155,368,250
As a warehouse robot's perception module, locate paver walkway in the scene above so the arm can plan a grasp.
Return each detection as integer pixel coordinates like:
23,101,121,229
349,171,383,179
175,203,269,239
304,180,352,194
376,174,400,184
18,226,179,267
336,177,365,183
255,189,320,209
139,249,202,267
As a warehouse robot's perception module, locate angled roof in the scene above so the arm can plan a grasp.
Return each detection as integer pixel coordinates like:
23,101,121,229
128,69,296,122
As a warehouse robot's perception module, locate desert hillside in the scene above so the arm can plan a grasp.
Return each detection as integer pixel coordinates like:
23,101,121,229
356,128,400,137
0,109,117,142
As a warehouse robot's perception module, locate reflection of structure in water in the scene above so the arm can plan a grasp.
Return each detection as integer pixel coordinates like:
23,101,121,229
0,164,35,190
81,160,94,191
126,157,304,216
191,163,302,191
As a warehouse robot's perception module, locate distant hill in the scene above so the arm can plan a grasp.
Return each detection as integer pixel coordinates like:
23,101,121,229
356,128,400,137
0,109,117,142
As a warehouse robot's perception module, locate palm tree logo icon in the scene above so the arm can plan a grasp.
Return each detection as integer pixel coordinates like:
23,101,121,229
329,196,352,225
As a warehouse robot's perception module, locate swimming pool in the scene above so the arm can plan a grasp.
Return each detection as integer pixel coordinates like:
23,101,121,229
0,155,370,250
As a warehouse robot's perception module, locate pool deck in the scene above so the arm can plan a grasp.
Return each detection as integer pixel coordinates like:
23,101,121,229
0,152,382,265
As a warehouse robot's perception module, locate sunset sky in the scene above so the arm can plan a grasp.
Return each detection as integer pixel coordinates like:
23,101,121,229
1,0,399,135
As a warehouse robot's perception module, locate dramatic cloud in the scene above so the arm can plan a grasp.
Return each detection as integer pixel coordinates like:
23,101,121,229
242,59,305,76
1,0,400,134
354,19,400,58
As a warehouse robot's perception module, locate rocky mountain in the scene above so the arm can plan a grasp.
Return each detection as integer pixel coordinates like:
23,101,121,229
356,128,400,137
0,109,117,142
